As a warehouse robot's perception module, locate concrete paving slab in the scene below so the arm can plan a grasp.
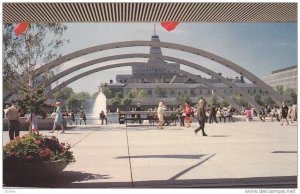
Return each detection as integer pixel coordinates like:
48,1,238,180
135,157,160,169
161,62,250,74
2,120,298,188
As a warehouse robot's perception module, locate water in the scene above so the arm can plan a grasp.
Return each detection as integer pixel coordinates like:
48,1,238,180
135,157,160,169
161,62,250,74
74,113,119,125
70,92,120,125
92,92,107,118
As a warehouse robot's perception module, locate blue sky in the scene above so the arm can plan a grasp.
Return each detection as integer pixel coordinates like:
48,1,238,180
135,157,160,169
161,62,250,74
55,22,297,94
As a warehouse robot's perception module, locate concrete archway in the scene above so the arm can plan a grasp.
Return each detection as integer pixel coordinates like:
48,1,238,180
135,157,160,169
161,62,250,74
47,53,261,112
48,62,243,112
34,40,283,106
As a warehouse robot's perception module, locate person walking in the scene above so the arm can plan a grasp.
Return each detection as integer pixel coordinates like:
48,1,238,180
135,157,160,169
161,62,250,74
50,102,65,134
177,105,185,126
281,101,289,125
259,107,266,122
209,104,218,123
244,107,252,122
183,101,192,128
26,110,43,135
71,110,75,123
287,105,294,124
80,110,87,125
217,107,226,122
99,110,108,125
157,101,165,129
136,103,142,124
194,99,208,136
5,100,20,141
270,107,277,122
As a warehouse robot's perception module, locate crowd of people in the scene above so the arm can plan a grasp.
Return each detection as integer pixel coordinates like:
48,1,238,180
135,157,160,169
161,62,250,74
246,102,297,125
3,97,297,141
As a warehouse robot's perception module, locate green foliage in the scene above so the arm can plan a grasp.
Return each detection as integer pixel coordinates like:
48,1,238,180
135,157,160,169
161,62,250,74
137,89,148,98
3,133,75,163
275,85,284,95
3,23,68,115
232,94,249,108
121,97,132,107
101,86,113,99
66,96,81,110
3,23,68,92
92,92,99,99
115,91,123,99
176,94,190,105
108,97,121,107
17,86,47,117
219,98,229,107
285,88,297,104
254,94,264,106
75,92,90,101
65,92,90,110
128,88,138,98
208,94,219,106
53,86,74,100
154,85,163,98
262,96,276,107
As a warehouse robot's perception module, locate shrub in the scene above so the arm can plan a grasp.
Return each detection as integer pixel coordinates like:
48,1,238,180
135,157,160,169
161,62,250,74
3,133,75,163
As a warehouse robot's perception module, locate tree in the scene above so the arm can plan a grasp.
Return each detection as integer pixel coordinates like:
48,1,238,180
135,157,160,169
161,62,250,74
17,87,47,117
101,86,113,99
154,85,163,98
285,88,297,104
108,97,121,107
137,89,148,98
115,91,123,98
53,86,74,100
254,94,264,106
3,23,68,92
66,96,81,110
208,94,219,107
232,94,249,108
128,88,138,98
121,97,132,107
92,92,99,99
262,96,276,107
76,92,90,101
219,98,229,107
176,94,190,105
3,23,68,113
275,85,284,95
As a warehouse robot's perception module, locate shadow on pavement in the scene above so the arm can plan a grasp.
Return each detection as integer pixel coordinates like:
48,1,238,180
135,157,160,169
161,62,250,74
115,154,205,159
272,151,297,154
3,171,111,188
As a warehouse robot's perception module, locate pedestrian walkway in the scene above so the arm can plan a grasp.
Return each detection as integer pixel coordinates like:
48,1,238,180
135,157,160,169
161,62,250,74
2,121,297,188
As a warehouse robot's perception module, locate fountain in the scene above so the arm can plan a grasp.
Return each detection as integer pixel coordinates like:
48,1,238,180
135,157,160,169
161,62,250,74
92,92,107,118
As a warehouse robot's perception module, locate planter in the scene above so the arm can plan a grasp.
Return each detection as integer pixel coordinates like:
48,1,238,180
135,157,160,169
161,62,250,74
4,160,68,181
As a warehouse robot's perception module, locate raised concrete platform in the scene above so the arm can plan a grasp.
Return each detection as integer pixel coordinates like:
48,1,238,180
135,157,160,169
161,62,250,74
2,120,297,188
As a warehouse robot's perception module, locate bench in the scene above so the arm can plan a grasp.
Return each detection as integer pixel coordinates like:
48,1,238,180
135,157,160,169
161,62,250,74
119,111,178,127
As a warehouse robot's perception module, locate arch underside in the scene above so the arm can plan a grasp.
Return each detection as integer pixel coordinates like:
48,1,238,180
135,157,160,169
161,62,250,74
35,40,283,107
48,62,242,112
48,55,262,112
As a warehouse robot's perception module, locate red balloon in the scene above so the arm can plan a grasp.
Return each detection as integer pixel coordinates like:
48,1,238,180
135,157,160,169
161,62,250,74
161,22,179,32
13,22,29,36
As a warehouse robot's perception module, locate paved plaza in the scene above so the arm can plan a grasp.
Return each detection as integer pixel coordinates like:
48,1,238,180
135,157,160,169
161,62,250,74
2,119,297,188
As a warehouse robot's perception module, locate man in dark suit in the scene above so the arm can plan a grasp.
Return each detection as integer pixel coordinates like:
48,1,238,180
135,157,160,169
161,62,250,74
194,99,208,136
136,103,142,124
209,104,218,123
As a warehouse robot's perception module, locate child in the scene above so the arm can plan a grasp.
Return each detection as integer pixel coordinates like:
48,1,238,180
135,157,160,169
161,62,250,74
27,111,42,135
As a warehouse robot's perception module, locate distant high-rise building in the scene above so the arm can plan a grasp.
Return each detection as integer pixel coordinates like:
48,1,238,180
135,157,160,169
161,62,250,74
262,66,297,92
